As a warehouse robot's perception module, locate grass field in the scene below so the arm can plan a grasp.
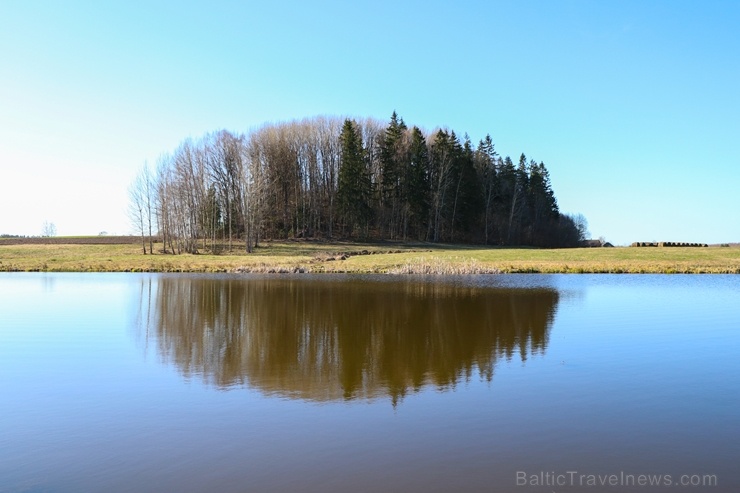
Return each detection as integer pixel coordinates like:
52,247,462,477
2,237,740,273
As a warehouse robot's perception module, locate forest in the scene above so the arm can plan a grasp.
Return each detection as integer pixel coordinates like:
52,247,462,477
128,113,587,254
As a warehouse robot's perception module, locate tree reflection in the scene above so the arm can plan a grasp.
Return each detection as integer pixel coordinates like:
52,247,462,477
136,276,559,403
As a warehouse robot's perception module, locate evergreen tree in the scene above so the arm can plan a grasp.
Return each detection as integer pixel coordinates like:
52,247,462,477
378,111,408,238
450,135,482,242
504,153,529,244
337,119,372,236
526,160,559,246
496,156,515,244
407,126,430,240
428,130,456,242
475,135,498,244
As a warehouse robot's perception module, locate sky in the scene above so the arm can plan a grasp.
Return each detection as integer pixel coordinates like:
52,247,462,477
1,0,738,245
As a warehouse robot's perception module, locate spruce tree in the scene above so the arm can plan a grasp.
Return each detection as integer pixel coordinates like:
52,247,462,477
475,135,498,244
526,161,559,246
337,119,371,236
407,126,430,240
379,111,408,238
452,135,483,241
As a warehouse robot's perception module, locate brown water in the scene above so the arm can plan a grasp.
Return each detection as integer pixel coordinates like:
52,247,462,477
1,273,738,492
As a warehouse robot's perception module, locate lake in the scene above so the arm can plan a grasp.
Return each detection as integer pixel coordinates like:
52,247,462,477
1,273,738,492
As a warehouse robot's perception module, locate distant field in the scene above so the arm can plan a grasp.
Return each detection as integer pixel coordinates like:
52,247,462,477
0,235,142,245
1,237,739,273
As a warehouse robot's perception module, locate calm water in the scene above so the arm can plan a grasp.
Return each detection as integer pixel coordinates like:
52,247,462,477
1,273,738,492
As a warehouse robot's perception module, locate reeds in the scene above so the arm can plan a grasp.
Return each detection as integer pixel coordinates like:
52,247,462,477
387,257,502,275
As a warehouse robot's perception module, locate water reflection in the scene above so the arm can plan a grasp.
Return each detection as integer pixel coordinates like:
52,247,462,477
136,276,560,403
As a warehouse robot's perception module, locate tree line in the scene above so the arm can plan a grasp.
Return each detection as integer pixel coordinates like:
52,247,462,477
129,113,587,254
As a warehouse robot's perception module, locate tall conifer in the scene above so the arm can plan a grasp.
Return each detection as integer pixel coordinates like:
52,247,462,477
337,119,371,236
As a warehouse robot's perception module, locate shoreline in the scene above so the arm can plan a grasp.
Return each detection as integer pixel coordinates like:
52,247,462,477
2,239,739,274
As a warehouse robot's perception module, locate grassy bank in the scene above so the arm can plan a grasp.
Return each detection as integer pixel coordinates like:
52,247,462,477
2,238,740,273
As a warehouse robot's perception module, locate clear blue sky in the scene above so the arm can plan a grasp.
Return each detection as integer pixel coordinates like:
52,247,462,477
1,0,738,245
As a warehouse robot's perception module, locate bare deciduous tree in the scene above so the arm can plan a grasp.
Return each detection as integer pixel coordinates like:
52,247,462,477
128,171,147,254
41,220,57,238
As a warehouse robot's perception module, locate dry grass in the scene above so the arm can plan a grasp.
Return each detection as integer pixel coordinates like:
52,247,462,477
322,247,740,274
1,239,739,274
385,257,502,275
